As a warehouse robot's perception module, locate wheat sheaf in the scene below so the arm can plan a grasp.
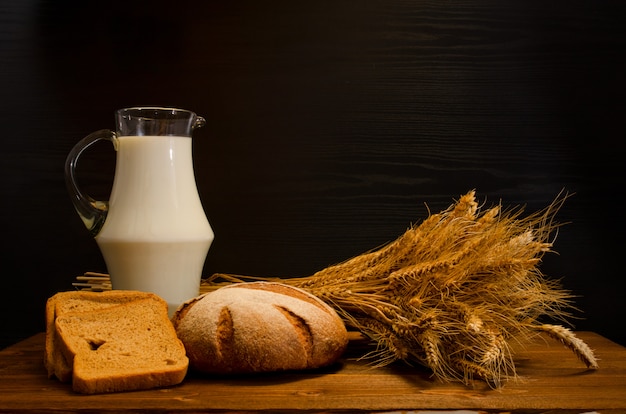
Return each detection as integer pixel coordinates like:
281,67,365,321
205,190,598,387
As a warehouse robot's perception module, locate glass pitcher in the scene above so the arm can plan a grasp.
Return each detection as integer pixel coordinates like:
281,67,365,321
65,107,214,315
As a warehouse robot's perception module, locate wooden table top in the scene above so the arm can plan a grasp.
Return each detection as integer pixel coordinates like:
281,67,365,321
1,331,625,413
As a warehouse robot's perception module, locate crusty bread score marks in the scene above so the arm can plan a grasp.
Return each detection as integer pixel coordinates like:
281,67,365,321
224,281,325,366
274,306,315,364
215,307,234,362
172,282,349,374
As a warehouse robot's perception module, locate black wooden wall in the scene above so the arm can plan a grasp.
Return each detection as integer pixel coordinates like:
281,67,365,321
2,0,625,349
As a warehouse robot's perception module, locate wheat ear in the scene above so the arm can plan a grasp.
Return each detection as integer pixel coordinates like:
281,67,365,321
535,324,599,369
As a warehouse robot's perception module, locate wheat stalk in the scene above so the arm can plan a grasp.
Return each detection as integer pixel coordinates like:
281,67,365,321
204,190,597,387
535,324,598,369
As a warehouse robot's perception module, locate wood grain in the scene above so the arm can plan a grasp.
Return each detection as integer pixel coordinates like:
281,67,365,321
1,331,625,412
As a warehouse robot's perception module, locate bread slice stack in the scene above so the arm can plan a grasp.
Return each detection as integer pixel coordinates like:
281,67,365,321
45,291,188,394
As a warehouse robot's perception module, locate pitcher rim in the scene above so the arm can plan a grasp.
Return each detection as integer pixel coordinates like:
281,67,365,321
116,107,198,116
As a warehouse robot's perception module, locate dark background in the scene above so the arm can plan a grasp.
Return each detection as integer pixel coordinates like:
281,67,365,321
1,0,624,349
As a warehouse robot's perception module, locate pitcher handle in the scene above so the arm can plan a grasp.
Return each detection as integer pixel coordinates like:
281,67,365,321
64,129,117,236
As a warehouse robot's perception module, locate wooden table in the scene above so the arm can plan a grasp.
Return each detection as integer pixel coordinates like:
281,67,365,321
1,331,625,413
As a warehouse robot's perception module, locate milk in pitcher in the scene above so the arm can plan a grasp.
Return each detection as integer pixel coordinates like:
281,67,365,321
95,135,214,315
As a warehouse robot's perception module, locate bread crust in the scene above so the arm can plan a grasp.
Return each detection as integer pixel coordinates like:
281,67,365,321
45,290,161,382
45,290,188,394
56,297,188,394
173,282,348,374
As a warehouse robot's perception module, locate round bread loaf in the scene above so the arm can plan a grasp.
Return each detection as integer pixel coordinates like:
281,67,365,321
172,282,349,374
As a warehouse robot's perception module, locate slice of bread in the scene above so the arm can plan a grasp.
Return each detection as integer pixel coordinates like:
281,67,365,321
46,290,188,394
55,295,188,394
45,290,159,382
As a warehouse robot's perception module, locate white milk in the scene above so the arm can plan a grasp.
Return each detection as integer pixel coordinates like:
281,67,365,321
96,135,214,315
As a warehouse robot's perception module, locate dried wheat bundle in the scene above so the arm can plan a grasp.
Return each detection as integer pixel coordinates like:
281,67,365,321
205,190,598,387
